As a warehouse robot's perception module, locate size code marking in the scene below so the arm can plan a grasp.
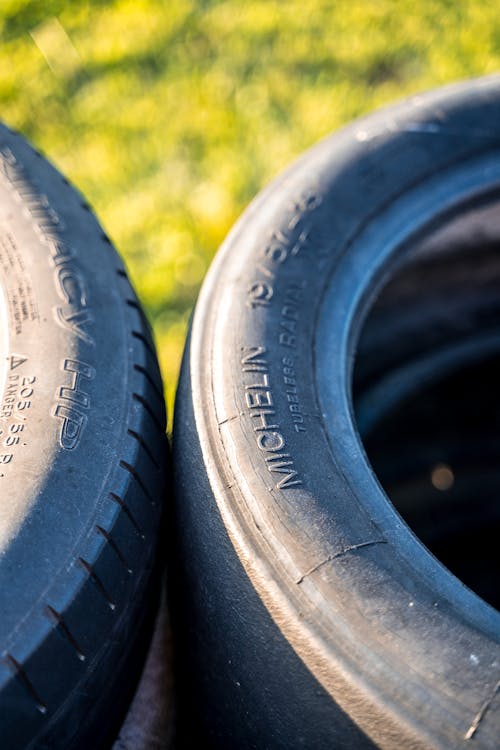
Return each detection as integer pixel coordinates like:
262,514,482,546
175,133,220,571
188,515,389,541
246,188,323,310
0,355,36,470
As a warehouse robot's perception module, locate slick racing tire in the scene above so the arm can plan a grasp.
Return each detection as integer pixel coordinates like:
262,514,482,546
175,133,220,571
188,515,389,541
172,77,500,750
0,125,167,749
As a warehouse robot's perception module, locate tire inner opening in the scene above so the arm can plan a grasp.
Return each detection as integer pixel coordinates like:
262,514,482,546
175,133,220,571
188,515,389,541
352,205,500,612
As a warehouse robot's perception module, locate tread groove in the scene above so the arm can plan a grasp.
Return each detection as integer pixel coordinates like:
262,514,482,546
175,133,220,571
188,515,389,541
127,428,160,470
127,298,148,321
78,558,116,610
44,606,86,661
119,460,156,505
95,525,133,573
126,299,142,311
132,330,156,359
133,392,164,433
133,363,164,405
109,492,145,538
3,654,47,714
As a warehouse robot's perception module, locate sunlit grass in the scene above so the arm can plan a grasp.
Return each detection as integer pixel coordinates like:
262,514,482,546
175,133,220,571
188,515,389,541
1,0,499,429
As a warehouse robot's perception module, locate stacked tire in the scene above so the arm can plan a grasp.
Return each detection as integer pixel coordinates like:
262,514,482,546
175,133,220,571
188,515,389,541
172,77,500,750
0,126,168,749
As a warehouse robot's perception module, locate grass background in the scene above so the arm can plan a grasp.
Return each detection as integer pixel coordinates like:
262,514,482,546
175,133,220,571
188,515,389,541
1,0,499,429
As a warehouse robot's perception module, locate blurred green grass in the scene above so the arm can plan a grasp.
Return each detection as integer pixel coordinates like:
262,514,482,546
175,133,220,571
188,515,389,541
1,0,499,429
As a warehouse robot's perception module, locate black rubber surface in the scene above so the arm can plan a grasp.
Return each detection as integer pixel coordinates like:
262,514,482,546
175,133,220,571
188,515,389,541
0,125,168,749
172,77,500,749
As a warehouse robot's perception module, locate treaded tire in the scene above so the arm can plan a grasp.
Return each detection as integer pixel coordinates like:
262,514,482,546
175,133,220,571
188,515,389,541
0,125,167,749
172,77,500,749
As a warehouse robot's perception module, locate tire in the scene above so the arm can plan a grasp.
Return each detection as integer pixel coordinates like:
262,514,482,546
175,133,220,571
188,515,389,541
172,76,500,750
0,125,168,749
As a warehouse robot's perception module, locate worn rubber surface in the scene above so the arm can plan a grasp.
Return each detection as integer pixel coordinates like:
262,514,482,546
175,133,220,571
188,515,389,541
172,77,500,749
0,125,167,749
